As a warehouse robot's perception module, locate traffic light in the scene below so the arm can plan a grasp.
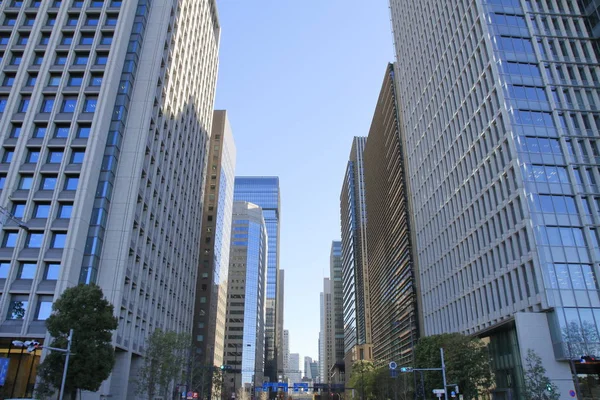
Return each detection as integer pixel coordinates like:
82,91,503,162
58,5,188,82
24,340,40,353
546,383,553,392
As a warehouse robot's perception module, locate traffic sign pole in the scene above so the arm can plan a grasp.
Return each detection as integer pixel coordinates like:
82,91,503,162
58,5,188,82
440,348,448,399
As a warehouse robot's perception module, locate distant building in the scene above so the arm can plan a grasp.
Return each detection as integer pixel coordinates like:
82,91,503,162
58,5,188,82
234,177,282,381
193,110,237,370
288,353,302,384
329,241,345,384
283,329,290,372
319,278,333,383
223,202,268,394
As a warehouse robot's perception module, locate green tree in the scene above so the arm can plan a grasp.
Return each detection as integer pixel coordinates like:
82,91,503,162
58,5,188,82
523,349,559,400
348,360,376,400
135,329,190,400
36,284,118,399
414,333,493,399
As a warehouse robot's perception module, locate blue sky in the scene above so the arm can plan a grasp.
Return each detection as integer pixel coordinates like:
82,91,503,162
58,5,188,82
214,0,394,365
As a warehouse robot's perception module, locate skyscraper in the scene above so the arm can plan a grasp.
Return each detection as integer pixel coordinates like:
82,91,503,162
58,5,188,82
319,278,333,384
283,329,290,373
287,353,302,384
340,137,372,377
223,201,268,394
390,0,600,396
234,177,282,381
193,110,236,370
363,64,418,367
329,241,345,384
0,0,219,397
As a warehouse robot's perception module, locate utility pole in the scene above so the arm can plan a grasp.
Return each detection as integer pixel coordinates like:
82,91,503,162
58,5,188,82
440,349,447,400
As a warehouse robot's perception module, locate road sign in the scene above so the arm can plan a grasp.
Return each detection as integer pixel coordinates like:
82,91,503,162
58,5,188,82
451,391,456,398
187,391,193,400
193,393,198,399
0,358,9,386
433,389,445,394
569,390,576,397
389,361,397,370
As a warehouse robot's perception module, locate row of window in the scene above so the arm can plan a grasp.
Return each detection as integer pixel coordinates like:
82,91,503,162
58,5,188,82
2,230,68,249
6,295,53,321
0,50,108,69
3,31,112,47
0,261,60,280
3,148,85,164
6,122,90,139
0,94,97,113
0,174,78,190
7,0,121,9
10,201,72,219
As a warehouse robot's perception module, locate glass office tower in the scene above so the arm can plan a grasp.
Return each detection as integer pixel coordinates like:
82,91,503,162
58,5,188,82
0,0,220,397
234,177,281,381
224,201,267,395
390,0,600,397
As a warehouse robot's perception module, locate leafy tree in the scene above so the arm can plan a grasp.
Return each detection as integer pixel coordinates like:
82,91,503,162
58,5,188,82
523,349,559,400
348,360,376,400
35,284,118,399
135,329,190,400
414,333,493,399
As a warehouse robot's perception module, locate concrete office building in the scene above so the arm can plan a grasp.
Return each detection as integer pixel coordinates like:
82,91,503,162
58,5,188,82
233,177,282,382
329,241,345,384
319,278,333,384
363,64,418,368
0,0,219,398
287,353,302,384
193,110,236,370
340,137,372,379
390,0,600,397
283,328,289,372
223,202,268,395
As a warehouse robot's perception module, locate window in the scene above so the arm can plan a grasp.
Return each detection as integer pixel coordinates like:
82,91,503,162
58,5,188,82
48,74,61,86
90,74,103,86
40,97,55,113
2,150,14,163
67,74,83,86
100,34,112,45
0,34,9,45
61,97,77,112
12,0,24,6
25,150,39,163
0,175,5,189
3,74,16,86
51,233,66,248
10,125,21,138
25,74,37,86
33,203,50,218
66,16,78,26
52,0,62,6
18,263,36,279
18,97,30,112
0,97,7,112
17,35,28,45
64,176,78,190
11,202,25,218
39,33,50,45
73,54,88,65
71,0,83,7
33,125,47,138
44,263,60,280
40,176,57,190
79,34,94,45
47,151,63,163
76,125,90,138
54,124,70,138
32,53,44,65
35,296,53,320
60,35,73,45
55,54,68,65
0,262,9,278
95,54,108,65
23,16,35,26
70,150,84,163
90,0,103,7
7,296,28,320
110,0,121,6
57,204,72,219
4,16,17,27
30,0,42,6
18,175,33,189
25,232,43,248
2,232,18,247
105,16,118,26
85,17,99,26
10,53,22,65
83,97,97,112
46,15,56,26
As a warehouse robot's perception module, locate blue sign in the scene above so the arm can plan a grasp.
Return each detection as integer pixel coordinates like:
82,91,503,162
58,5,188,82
0,358,9,386
293,383,309,392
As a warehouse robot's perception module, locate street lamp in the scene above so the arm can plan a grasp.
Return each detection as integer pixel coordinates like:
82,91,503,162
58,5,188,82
13,329,74,400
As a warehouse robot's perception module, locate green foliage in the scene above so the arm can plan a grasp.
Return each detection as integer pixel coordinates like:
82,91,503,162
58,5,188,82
348,361,413,400
135,329,191,400
348,360,376,399
36,284,118,398
523,349,559,400
414,333,493,399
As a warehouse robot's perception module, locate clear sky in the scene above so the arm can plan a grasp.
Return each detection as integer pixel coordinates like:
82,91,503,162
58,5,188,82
214,0,394,366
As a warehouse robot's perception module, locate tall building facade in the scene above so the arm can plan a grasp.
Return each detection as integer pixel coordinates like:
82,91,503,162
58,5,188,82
391,0,600,397
363,64,418,368
193,110,236,369
0,0,219,398
223,202,268,394
283,328,289,372
304,356,313,380
329,241,345,383
319,278,333,384
287,353,302,384
340,137,372,378
233,177,282,381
